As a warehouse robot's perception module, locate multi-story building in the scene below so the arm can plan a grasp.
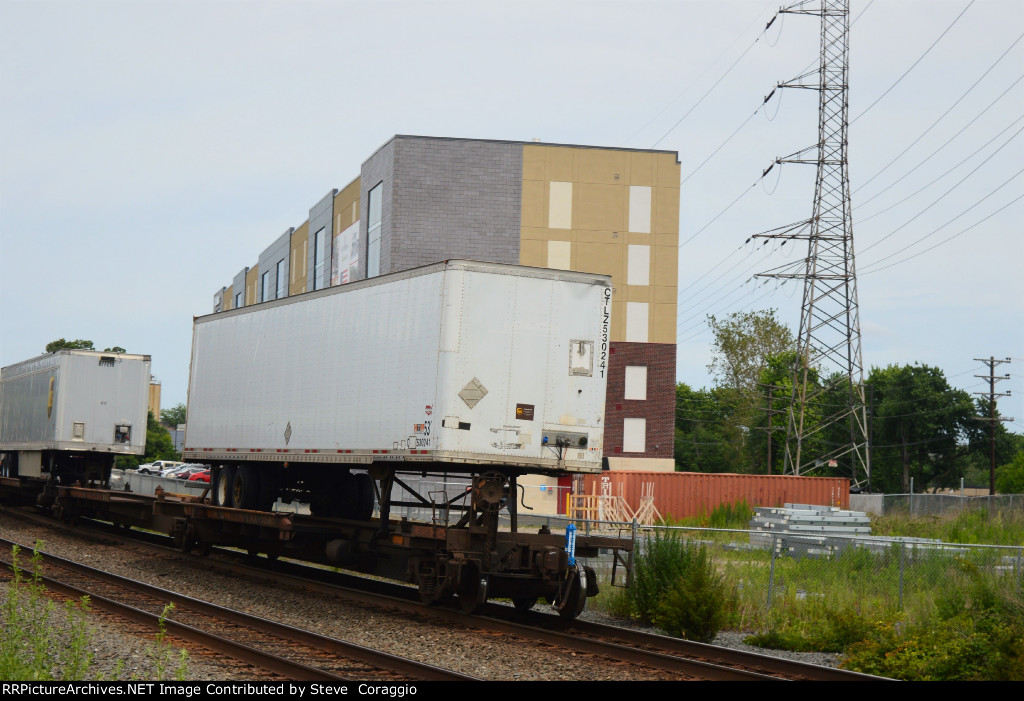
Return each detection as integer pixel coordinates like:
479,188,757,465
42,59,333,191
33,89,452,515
212,135,679,472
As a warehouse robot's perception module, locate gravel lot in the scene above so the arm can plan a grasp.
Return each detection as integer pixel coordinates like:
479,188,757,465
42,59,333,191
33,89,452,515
0,511,841,680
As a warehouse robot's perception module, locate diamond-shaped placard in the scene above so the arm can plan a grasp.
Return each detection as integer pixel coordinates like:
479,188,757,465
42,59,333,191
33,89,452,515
284,421,292,445
459,377,488,409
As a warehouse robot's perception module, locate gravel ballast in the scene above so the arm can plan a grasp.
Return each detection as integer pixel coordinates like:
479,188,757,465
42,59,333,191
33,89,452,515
0,512,842,680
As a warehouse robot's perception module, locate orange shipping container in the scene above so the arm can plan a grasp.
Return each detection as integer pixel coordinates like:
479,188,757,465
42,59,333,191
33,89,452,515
582,471,849,521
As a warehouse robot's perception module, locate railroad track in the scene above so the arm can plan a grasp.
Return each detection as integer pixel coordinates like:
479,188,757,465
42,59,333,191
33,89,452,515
0,536,476,682
0,507,887,681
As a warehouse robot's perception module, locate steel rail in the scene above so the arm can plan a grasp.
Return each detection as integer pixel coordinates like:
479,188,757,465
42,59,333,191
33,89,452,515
0,537,476,682
1,504,885,681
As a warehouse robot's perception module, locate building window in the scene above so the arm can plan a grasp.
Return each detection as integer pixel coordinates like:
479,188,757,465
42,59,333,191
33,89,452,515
547,240,571,270
625,302,649,342
235,292,243,308
276,259,286,299
627,245,650,286
628,185,651,233
313,227,327,290
623,418,646,453
261,271,270,302
549,181,572,229
624,366,648,400
367,182,383,278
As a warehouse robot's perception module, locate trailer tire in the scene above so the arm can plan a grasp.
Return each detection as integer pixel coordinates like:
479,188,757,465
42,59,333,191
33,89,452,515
232,464,260,510
353,473,374,521
213,466,235,507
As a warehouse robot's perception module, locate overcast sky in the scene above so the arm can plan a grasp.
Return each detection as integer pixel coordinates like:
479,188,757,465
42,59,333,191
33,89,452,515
1,0,1021,433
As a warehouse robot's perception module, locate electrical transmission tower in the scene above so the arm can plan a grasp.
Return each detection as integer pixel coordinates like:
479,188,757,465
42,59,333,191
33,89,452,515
753,0,870,486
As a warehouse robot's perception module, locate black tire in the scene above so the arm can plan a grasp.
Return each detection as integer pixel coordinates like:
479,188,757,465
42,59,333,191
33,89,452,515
257,466,279,512
353,473,375,521
213,465,235,507
232,464,260,510
334,473,358,519
512,596,537,612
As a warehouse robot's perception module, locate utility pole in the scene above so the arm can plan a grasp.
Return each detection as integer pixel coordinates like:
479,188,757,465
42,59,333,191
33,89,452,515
753,0,870,487
754,384,787,474
973,357,1012,495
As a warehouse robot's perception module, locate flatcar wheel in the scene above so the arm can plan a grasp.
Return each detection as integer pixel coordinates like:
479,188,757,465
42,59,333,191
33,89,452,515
555,563,587,620
213,466,235,507
458,564,489,614
512,596,537,612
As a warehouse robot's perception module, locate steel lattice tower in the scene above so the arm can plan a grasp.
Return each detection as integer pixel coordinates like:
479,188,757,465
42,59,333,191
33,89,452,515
754,0,870,486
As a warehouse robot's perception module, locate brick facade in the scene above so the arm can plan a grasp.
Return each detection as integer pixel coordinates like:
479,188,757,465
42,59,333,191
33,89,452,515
603,341,676,460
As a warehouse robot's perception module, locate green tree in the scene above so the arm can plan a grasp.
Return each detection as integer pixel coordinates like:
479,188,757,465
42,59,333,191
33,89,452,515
867,363,979,493
674,383,747,473
706,309,794,393
116,412,178,470
995,451,1024,494
103,346,126,353
45,339,94,352
161,403,187,428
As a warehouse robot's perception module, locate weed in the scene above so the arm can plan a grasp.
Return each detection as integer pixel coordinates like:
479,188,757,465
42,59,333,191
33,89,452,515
0,542,96,681
148,603,189,681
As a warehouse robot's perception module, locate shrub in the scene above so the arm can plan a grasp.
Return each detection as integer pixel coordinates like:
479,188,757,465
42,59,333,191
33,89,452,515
628,532,733,641
651,543,730,642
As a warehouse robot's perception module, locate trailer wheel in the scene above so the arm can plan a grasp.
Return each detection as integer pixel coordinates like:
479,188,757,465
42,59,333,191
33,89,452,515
353,473,375,521
213,466,235,507
232,465,260,510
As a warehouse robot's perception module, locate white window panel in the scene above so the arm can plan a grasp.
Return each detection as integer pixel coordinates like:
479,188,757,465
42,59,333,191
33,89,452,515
368,183,383,278
627,244,650,286
626,302,649,342
549,181,572,229
624,365,647,400
629,185,651,233
547,240,571,270
623,418,646,453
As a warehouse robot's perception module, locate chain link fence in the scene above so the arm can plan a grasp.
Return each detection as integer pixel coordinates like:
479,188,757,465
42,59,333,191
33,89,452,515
880,492,1021,518
502,512,1023,619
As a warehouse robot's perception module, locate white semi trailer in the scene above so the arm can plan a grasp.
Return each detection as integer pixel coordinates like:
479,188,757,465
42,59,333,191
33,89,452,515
183,259,612,517
0,350,151,485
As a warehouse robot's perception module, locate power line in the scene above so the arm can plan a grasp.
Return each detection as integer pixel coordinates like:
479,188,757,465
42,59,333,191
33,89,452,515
853,30,1024,195
860,192,1024,275
850,0,976,125
859,128,1024,255
857,112,1024,224
855,76,1024,210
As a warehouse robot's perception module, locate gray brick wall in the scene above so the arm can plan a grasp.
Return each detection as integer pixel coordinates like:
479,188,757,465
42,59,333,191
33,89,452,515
359,139,396,282
390,137,522,272
232,268,248,308
257,228,292,302
307,190,337,291
358,136,522,279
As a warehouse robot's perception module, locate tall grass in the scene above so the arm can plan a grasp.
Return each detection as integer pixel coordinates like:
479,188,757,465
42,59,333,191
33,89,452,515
1,542,190,681
871,507,1024,545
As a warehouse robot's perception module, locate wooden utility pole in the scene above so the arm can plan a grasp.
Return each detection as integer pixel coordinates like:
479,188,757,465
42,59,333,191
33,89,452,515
973,357,1012,495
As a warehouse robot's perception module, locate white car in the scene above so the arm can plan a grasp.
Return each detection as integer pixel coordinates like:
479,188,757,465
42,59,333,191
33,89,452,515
137,460,183,475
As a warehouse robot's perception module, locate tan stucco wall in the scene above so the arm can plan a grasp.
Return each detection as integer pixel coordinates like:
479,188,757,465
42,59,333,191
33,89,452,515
519,145,679,344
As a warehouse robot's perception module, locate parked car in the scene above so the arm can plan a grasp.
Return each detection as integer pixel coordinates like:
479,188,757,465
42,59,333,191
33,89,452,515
137,460,183,475
164,464,207,479
188,470,211,483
